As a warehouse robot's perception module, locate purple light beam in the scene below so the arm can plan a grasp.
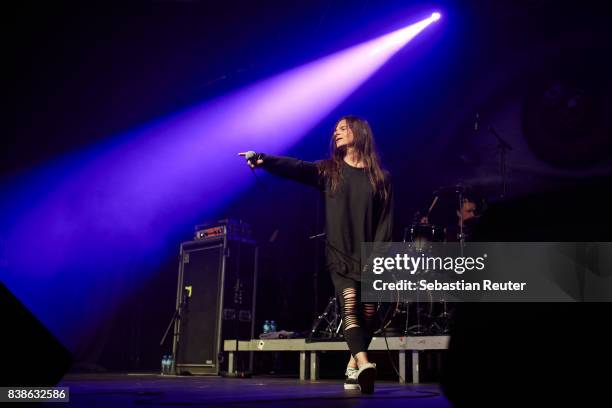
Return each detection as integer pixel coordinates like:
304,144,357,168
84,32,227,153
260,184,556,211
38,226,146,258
0,12,440,349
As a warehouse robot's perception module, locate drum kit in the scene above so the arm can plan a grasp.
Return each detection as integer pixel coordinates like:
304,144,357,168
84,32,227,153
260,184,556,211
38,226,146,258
377,183,484,336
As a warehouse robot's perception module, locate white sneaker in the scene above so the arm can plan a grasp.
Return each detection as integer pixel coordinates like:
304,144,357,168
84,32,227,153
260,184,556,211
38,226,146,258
344,367,360,390
357,362,376,394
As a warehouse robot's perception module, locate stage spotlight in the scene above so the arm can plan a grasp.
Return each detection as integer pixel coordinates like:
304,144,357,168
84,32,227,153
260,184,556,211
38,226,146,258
370,12,441,56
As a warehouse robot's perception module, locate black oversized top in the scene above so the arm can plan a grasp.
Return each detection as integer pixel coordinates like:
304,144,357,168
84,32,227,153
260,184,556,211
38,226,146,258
261,154,394,283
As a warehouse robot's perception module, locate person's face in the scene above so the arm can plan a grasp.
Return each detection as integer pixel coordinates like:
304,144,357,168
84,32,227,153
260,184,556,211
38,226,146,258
333,119,354,149
458,200,477,223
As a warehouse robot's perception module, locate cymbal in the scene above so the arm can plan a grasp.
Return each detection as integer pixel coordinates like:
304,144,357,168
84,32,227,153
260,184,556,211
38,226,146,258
432,184,473,195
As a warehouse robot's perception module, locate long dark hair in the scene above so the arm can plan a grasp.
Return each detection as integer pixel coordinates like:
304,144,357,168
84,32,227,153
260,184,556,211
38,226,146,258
318,115,390,201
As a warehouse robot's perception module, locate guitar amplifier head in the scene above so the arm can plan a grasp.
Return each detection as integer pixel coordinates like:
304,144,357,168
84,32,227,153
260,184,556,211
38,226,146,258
195,225,226,240
194,219,252,241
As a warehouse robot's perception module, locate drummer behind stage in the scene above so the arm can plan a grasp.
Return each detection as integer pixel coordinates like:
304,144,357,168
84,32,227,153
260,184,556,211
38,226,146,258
420,196,479,242
444,197,478,242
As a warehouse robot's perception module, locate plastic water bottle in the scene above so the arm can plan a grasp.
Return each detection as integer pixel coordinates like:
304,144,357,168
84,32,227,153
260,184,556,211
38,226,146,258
263,320,271,334
161,355,168,375
270,320,278,333
167,355,174,375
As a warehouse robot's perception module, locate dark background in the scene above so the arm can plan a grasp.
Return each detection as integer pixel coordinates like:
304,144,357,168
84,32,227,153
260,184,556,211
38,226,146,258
3,0,611,376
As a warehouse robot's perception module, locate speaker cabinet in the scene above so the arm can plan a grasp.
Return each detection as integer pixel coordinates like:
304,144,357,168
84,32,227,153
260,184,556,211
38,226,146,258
172,236,257,375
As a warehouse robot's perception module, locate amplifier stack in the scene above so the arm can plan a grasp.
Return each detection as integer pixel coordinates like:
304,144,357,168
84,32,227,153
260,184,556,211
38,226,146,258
172,219,257,375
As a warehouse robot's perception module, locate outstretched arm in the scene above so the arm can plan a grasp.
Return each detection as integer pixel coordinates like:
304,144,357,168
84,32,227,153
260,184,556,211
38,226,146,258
238,152,322,189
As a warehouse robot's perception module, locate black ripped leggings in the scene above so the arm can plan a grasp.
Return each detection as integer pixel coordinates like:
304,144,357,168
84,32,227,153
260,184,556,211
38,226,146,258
336,282,377,357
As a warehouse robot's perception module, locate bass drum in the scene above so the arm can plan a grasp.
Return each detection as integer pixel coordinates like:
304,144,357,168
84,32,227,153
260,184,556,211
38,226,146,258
406,223,445,251
375,294,436,336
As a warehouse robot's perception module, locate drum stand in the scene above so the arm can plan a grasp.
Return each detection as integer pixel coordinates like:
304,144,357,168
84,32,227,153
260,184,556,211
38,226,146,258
406,266,435,336
430,301,452,335
433,187,463,333
406,304,431,335
307,296,342,341
307,230,343,341
399,231,432,336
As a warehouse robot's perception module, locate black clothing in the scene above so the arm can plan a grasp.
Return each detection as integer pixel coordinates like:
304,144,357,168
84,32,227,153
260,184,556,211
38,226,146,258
261,154,394,285
337,282,376,357
261,153,393,358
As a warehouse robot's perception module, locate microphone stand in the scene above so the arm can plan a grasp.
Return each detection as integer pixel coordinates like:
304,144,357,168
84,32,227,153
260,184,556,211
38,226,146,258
307,231,343,341
221,242,252,379
488,125,513,199
159,287,189,374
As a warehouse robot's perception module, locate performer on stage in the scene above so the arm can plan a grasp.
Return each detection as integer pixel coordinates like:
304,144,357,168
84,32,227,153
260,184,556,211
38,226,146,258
239,116,393,394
